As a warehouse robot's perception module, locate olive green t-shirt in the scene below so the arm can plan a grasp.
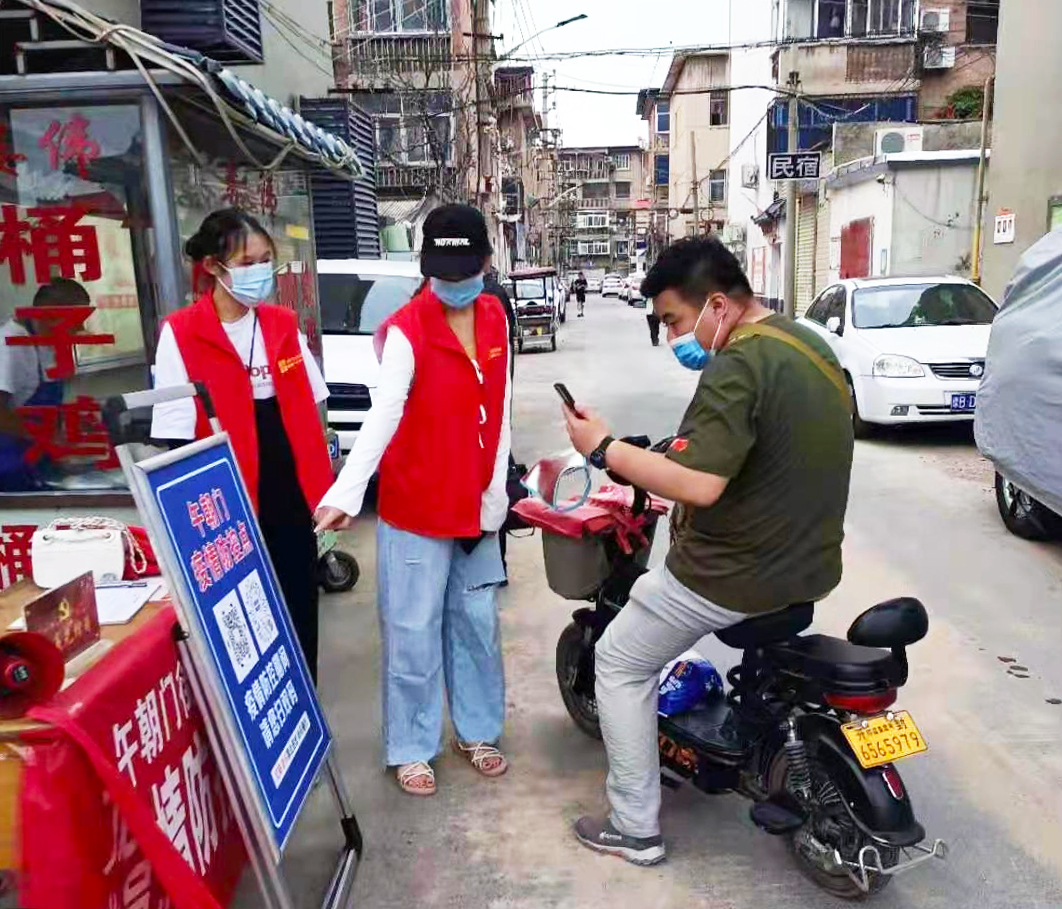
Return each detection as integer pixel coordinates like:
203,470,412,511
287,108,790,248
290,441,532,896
665,314,854,614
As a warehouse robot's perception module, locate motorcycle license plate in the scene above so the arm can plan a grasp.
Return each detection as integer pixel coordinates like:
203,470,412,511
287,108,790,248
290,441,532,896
841,710,928,769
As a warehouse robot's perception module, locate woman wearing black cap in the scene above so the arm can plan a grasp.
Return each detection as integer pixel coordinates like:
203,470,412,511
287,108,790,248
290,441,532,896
315,205,512,797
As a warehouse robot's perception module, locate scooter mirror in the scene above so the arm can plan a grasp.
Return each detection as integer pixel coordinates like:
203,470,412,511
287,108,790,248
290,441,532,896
522,449,591,512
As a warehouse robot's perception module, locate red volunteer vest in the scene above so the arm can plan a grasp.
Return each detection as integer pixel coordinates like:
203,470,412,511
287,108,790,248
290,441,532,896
166,292,333,513
375,286,508,538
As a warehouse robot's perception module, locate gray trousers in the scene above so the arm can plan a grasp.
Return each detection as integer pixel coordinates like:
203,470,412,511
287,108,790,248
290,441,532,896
595,565,748,838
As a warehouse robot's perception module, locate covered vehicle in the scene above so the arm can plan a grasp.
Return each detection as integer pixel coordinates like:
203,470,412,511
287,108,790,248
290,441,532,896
976,230,1062,539
510,267,560,352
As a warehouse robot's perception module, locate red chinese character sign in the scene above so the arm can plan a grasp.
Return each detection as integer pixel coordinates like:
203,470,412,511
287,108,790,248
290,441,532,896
0,204,102,287
19,607,245,909
38,112,102,180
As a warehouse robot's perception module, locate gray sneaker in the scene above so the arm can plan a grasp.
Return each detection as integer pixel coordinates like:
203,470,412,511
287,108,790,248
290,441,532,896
573,816,666,866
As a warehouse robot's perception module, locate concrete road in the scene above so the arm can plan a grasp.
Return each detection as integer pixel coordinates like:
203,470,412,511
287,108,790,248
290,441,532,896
299,294,1062,908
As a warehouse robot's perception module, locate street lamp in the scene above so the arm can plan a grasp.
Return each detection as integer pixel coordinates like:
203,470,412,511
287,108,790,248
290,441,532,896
499,14,588,62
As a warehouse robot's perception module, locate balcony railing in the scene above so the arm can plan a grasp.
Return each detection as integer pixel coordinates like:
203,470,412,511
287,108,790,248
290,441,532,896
578,197,611,208
346,34,452,76
378,162,457,188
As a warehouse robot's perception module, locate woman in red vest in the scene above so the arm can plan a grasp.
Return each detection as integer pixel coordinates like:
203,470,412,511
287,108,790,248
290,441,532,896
151,209,333,681
315,205,512,797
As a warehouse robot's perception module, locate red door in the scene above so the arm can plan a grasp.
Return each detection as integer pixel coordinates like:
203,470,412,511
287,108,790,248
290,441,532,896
840,218,873,279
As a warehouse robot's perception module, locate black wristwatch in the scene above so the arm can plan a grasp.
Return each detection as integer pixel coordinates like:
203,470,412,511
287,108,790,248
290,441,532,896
588,435,615,470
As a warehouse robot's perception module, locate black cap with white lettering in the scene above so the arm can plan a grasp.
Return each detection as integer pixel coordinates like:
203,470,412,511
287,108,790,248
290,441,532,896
420,204,493,280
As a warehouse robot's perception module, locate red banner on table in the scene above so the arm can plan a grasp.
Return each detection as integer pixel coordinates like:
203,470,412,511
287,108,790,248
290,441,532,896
19,606,246,909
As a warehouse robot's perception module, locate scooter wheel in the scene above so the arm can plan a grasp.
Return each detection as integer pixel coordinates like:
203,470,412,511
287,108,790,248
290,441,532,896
556,622,602,740
318,550,360,594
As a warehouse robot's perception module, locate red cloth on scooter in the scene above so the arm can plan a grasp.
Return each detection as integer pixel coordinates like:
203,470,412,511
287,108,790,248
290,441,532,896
513,485,668,552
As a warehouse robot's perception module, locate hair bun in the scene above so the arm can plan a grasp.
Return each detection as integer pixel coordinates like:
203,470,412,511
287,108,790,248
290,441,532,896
185,232,206,260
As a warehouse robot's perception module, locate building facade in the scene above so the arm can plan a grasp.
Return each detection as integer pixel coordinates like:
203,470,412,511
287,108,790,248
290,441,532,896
979,0,1057,300
555,146,647,274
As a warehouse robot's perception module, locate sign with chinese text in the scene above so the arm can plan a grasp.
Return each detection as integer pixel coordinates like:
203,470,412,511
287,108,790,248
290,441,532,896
19,607,245,909
23,570,100,659
768,151,822,182
144,442,330,850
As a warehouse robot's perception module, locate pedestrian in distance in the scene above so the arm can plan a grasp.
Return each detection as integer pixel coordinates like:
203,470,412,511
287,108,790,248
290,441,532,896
151,209,333,683
646,308,661,346
574,272,588,317
315,204,513,797
561,236,854,865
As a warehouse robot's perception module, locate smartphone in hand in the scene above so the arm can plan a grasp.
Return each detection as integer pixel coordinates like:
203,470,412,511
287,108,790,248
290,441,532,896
554,383,582,417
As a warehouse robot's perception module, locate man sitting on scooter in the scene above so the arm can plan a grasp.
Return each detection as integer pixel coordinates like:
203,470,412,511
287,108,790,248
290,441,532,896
562,236,854,866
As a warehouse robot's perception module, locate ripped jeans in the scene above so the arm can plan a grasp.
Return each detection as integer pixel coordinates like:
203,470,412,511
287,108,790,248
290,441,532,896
376,519,507,766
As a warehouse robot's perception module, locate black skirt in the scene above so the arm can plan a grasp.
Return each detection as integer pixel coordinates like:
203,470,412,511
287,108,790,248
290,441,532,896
254,397,320,683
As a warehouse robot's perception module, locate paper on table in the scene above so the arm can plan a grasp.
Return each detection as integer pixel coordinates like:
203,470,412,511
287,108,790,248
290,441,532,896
6,580,164,630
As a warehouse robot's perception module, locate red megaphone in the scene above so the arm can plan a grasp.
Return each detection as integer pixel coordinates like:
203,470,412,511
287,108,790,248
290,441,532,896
0,632,65,719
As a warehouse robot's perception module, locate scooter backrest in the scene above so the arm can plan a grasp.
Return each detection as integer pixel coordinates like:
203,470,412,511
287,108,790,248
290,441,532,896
847,597,928,649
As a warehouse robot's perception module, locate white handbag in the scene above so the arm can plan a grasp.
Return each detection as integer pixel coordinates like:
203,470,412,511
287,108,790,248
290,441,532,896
31,517,147,589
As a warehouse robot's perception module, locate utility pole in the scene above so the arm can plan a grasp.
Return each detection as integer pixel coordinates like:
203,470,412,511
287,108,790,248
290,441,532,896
691,131,700,237
783,71,800,318
473,0,492,210
971,75,994,284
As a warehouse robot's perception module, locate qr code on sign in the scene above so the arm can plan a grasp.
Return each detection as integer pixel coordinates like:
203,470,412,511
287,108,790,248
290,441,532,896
213,591,260,683
238,569,279,653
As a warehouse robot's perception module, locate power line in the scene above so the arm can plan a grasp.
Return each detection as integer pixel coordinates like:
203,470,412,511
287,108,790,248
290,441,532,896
260,7,334,78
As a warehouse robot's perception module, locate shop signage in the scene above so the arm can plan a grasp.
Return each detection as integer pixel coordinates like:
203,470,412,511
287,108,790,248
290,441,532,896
768,151,821,181
144,440,330,850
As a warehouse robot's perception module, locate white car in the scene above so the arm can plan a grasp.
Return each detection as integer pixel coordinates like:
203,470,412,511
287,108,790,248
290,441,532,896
318,259,423,452
601,274,624,297
798,277,998,436
622,275,646,307
586,277,603,294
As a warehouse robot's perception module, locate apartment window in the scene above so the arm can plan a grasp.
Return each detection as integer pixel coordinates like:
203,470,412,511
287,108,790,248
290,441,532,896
849,0,915,37
352,0,447,32
615,240,630,258
967,1,999,44
709,169,727,204
614,181,631,199
578,213,608,229
357,92,454,165
656,99,670,134
709,92,729,127
613,153,631,171
654,154,670,186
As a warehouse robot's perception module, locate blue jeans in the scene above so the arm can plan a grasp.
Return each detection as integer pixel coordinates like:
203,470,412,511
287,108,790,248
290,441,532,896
376,520,507,766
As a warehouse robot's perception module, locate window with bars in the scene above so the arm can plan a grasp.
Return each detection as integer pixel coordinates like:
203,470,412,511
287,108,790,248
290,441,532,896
848,0,916,36
966,0,999,44
709,93,729,127
351,0,447,33
578,213,609,229
613,153,631,170
614,181,631,199
353,91,453,165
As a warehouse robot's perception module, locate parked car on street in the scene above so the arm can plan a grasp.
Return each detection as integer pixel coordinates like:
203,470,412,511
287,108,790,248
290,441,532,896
586,276,603,294
601,274,624,297
621,274,646,307
318,258,422,453
798,277,998,437
976,231,1062,540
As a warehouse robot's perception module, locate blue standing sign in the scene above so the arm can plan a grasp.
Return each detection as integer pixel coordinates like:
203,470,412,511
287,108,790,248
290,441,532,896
145,443,331,850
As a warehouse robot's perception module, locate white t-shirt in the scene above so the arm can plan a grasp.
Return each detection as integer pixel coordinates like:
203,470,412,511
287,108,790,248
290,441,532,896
150,310,328,439
0,320,43,407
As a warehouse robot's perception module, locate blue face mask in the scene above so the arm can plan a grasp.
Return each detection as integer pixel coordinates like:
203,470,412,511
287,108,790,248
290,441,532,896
223,261,276,307
669,302,727,371
431,274,483,310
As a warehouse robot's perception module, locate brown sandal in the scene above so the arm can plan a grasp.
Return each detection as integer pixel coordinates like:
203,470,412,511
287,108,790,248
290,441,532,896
453,740,509,778
396,761,436,796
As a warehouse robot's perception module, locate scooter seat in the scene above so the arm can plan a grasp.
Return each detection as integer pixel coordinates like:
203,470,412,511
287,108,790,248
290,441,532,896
764,634,904,694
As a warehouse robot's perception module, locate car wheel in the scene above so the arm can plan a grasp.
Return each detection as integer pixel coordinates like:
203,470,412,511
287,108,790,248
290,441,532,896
517,338,524,353
995,473,1062,540
846,376,874,439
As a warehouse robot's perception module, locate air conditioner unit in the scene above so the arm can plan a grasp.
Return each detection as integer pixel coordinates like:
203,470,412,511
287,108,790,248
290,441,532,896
920,8,950,33
923,45,957,69
875,126,925,156
741,163,760,188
